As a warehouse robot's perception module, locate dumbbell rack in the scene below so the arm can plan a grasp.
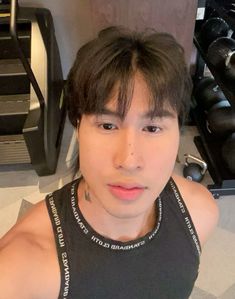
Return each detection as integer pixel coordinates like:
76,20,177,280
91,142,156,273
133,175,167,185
192,0,235,198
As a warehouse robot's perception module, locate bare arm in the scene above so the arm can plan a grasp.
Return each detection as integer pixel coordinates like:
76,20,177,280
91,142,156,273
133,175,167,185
0,234,44,299
0,202,60,299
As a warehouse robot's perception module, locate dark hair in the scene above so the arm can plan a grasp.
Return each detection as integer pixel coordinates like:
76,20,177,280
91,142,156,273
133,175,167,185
65,26,192,128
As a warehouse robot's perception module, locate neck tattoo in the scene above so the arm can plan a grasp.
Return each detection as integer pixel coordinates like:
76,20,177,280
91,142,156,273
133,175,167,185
84,183,91,202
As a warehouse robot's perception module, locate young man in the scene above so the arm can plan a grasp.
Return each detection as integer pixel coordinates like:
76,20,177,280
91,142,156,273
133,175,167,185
0,27,218,299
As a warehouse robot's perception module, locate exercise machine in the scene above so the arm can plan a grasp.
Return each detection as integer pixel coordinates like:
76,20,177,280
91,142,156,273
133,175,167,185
0,0,66,175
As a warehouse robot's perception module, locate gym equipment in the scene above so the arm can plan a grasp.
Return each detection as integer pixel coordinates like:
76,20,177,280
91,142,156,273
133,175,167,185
209,99,231,111
0,1,66,175
199,17,230,50
207,106,235,137
207,37,235,88
183,154,207,182
192,0,235,198
224,2,235,18
221,132,235,174
232,31,235,40
193,77,226,111
207,37,235,69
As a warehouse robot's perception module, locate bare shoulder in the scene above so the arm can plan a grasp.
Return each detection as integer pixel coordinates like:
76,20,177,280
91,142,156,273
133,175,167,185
172,173,219,247
0,200,60,299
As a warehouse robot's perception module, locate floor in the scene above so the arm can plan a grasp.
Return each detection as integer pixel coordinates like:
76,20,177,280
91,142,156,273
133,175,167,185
0,118,235,299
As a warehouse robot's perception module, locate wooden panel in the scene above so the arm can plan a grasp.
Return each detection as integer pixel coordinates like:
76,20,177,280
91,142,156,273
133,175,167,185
90,0,197,64
90,0,125,29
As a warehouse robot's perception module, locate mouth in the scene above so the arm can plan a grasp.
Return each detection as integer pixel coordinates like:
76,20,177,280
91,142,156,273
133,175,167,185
107,183,146,201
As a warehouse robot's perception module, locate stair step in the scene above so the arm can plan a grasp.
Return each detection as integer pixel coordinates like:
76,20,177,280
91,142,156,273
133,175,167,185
0,59,27,75
0,59,30,95
0,94,30,115
0,22,31,39
0,22,31,59
0,3,10,15
0,36,31,59
0,94,30,134
0,134,30,164
0,75,30,95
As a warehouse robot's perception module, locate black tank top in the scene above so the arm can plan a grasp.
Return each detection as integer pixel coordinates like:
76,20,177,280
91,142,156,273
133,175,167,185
46,177,201,299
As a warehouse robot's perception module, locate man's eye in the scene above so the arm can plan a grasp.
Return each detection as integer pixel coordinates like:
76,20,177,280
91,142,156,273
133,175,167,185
100,123,117,130
143,126,161,133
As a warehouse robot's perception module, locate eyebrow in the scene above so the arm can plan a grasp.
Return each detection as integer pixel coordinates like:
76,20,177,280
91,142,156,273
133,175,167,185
96,107,176,119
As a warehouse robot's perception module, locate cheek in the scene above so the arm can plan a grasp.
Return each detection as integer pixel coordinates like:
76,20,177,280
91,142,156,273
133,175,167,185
78,131,110,176
145,133,179,195
148,131,179,175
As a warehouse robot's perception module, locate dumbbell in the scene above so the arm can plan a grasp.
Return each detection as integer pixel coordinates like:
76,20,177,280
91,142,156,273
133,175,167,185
199,17,230,51
232,31,235,40
194,77,226,112
183,154,207,182
207,37,235,90
209,99,231,111
206,104,235,137
224,3,235,18
221,132,235,174
208,37,235,69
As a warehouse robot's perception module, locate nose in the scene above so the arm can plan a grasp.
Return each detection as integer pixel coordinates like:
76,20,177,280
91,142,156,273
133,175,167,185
113,129,143,171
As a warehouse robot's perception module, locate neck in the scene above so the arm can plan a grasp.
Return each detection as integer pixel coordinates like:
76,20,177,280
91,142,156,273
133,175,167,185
77,180,156,242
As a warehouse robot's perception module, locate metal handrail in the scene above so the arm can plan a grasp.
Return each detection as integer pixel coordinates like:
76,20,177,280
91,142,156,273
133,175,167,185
10,0,45,108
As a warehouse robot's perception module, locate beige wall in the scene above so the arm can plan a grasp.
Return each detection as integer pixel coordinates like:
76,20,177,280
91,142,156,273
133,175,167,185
19,0,197,78
19,0,93,77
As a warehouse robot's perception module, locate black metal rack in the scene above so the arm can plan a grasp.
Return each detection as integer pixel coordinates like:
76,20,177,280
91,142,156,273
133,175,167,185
192,0,235,198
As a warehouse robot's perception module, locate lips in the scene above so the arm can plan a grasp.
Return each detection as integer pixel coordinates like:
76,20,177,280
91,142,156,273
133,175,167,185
108,183,146,201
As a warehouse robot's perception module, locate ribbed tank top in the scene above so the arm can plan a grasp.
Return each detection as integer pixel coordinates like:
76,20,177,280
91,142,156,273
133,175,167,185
46,177,201,299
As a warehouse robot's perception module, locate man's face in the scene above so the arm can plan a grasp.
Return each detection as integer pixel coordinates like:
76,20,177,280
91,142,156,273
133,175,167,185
78,73,180,220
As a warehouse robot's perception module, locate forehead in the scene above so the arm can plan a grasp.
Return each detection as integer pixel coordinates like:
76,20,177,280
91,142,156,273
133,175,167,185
107,73,149,107
104,73,177,118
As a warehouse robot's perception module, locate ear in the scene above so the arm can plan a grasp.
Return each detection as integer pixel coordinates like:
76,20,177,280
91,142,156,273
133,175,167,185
76,119,80,141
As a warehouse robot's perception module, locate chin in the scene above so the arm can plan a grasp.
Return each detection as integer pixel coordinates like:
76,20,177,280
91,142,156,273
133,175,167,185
101,197,155,220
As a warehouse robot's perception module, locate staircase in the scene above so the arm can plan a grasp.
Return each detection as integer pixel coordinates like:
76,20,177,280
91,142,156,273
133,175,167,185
0,0,66,175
